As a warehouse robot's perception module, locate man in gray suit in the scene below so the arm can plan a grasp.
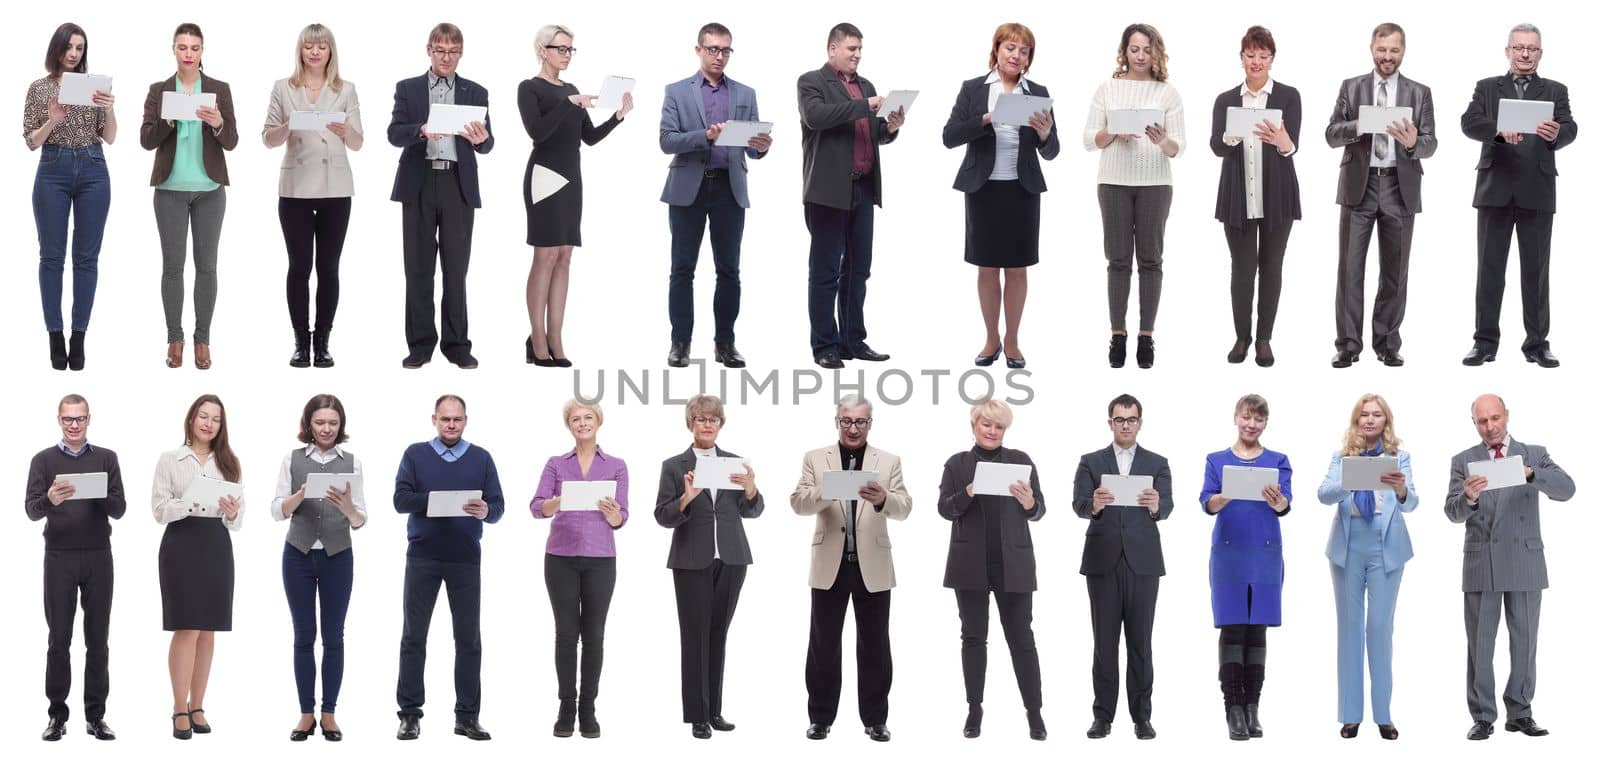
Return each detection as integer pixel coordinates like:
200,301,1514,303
1325,23,1436,368
1445,394,1574,740
661,23,772,370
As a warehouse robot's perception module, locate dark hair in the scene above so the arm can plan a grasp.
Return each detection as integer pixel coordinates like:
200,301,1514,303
1108,394,1143,418
429,22,463,46
1114,23,1169,82
698,22,731,46
46,23,88,76
298,394,349,445
173,22,204,70
1235,393,1270,419
828,23,863,46
1240,25,1275,56
435,394,466,412
184,394,242,483
1372,22,1405,46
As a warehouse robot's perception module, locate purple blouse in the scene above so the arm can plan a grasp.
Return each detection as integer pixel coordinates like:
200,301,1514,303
530,447,630,557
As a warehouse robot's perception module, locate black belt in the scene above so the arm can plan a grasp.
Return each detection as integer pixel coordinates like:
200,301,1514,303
843,552,859,563
703,168,728,179
849,170,867,181
429,159,456,171
1369,166,1397,176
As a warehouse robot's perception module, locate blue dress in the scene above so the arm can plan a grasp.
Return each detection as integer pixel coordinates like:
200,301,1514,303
1199,448,1293,626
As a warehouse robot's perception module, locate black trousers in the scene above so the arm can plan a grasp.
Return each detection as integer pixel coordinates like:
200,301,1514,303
805,559,892,726
804,177,875,355
1086,556,1159,722
1223,219,1294,342
667,174,745,344
544,554,617,702
1474,205,1553,353
44,549,113,722
1335,173,1413,354
401,168,475,360
672,560,746,723
397,557,481,720
279,196,352,334
955,588,1042,711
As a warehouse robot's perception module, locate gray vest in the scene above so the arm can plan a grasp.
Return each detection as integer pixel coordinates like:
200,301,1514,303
286,449,355,555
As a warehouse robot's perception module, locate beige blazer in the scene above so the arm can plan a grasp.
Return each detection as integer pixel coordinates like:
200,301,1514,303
790,445,911,592
263,78,363,198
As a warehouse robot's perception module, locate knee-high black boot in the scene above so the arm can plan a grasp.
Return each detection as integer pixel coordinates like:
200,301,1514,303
1220,644,1248,741
1244,646,1266,738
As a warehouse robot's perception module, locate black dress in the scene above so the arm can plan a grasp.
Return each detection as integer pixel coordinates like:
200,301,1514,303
518,77,623,247
159,516,235,631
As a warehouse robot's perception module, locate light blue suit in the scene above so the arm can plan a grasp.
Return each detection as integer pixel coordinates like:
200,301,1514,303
1317,449,1418,725
659,72,764,208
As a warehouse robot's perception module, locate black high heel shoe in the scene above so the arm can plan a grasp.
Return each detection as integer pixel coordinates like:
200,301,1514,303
290,719,316,742
67,330,87,370
974,347,1001,367
49,331,68,370
171,712,192,740
963,703,983,738
548,335,573,367
188,708,211,734
527,336,559,367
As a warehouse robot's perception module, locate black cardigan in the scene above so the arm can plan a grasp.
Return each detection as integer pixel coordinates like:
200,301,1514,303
1209,81,1302,231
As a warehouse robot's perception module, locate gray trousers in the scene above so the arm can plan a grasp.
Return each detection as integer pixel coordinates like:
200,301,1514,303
1097,184,1173,333
1335,173,1413,354
1464,589,1540,722
154,187,226,343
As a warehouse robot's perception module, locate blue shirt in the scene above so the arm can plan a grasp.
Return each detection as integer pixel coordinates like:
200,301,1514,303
59,441,91,458
431,437,470,462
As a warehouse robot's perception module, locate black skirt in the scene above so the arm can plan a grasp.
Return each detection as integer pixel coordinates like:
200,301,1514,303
159,517,235,631
525,155,584,247
964,180,1040,268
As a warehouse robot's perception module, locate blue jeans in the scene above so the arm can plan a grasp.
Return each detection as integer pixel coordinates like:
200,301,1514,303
667,175,745,343
32,144,111,333
283,543,354,714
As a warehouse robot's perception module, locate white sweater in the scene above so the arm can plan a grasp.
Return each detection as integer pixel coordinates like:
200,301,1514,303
1082,77,1186,186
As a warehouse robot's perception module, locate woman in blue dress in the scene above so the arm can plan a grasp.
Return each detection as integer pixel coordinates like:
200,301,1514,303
1199,393,1291,741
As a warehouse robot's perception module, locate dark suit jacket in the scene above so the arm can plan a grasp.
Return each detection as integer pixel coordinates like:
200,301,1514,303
140,76,239,186
1460,73,1578,212
941,74,1060,194
1070,445,1174,577
937,447,1045,592
653,446,765,569
387,72,494,208
797,64,898,209
1210,82,1302,230
1325,72,1437,212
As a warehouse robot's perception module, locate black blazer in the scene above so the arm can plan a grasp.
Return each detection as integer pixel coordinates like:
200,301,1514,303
1460,73,1578,212
1325,72,1438,213
653,446,765,569
387,72,495,208
937,447,1045,592
1210,82,1302,230
1070,445,1174,577
797,64,898,210
941,75,1060,194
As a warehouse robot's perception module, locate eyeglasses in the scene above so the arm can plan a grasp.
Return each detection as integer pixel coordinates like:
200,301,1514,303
1509,45,1542,55
692,416,723,426
1111,416,1141,427
544,45,577,56
59,415,89,426
836,417,873,430
429,47,463,59
700,46,734,59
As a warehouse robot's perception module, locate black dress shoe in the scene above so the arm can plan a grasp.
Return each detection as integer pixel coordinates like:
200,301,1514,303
1005,354,1026,369
691,722,713,739
1467,720,1494,740
552,356,573,368
554,700,576,738
1523,348,1560,368
397,715,420,740
1245,704,1263,737
865,724,890,742
963,703,983,738
1027,709,1047,741
1136,335,1155,368
291,721,316,741
974,347,1001,366
815,351,844,369
1227,339,1250,364
1109,333,1128,368
667,341,691,367
710,715,735,732
68,330,87,370
1086,719,1111,738
49,330,69,370
312,330,335,367
189,708,211,734
1226,705,1249,740
1331,349,1358,368
449,352,480,370
454,718,492,740
715,342,746,368
1340,723,1359,738
1376,350,1404,367
290,330,312,367
1462,346,1496,366
1134,720,1156,739
86,719,115,740
172,712,193,740
1378,723,1399,740
401,352,430,369
844,344,890,362
1254,341,1275,368
1505,716,1549,736
42,717,66,741
806,723,830,740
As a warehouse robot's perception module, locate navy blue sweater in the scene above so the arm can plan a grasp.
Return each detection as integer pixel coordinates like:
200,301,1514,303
393,442,505,563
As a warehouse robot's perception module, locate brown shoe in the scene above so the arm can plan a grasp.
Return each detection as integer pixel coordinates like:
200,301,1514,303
194,342,212,370
167,341,185,368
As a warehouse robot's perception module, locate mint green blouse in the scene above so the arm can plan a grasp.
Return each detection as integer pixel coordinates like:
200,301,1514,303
157,75,221,193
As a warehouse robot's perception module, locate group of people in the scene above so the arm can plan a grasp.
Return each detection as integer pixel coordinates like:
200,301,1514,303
26,20,1577,371
26,390,1571,743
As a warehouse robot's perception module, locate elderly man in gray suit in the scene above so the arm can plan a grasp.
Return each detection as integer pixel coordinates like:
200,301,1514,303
1445,394,1574,740
660,22,772,370
1325,22,1436,369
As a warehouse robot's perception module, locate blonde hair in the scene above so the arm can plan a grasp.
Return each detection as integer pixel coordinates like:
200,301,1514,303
684,394,725,429
1341,393,1401,456
535,24,573,52
562,399,604,427
289,23,343,92
968,399,1014,428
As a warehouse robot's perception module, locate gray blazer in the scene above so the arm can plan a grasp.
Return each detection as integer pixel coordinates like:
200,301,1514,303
797,64,898,209
1444,438,1574,592
659,72,765,208
263,78,363,198
653,446,765,569
1325,72,1436,212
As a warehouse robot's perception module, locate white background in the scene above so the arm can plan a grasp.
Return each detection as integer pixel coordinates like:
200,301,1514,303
8,1,1597,762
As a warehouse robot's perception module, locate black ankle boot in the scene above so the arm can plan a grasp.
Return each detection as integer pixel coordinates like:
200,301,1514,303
1026,708,1047,741
1136,335,1155,368
1226,705,1250,740
49,331,68,370
312,330,335,368
289,330,312,367
578,700,600,738
1108,333,1128,368
963,703,983,738
67,331,87,370
554,700,576,737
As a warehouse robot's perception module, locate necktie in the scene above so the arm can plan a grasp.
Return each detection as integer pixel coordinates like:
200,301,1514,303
1352,444,1383,523
844,453,858,556
1492,443,1505,459
1515,77,1529,99
1374,80,1390,161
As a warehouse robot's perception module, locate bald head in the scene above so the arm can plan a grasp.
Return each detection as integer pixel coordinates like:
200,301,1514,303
1470,394,1510,446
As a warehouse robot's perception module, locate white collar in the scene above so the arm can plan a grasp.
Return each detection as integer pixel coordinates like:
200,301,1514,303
984,69,1032,94
1239,78,1275,98
1373,70,1396,88
304,443,346,460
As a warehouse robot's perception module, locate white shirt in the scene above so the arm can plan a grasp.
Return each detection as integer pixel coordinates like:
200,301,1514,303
1225,79,1295,220
270,445,369,549
984,70,1032,182
151,445,245,530
693,446,720,560
1370,72,1397,169
1114,444,1139,476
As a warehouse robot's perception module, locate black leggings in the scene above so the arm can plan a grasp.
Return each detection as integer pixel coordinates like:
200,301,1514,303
280,197,352,333
545,554,617,702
